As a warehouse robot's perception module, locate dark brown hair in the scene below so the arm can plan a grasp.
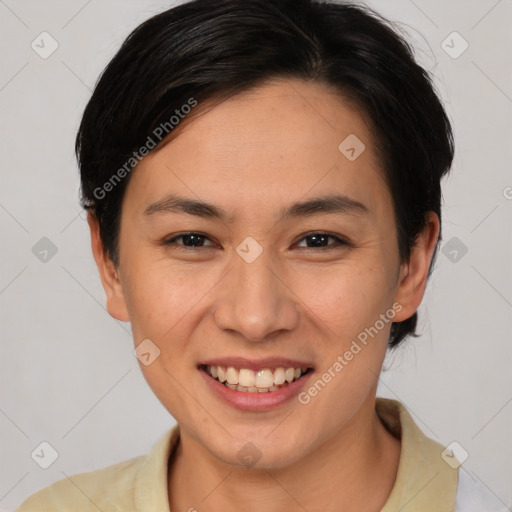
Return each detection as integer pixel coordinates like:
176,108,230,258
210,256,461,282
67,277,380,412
76,0,454,348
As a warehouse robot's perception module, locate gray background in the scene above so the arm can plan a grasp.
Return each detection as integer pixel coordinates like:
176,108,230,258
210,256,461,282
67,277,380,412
0,0,511,509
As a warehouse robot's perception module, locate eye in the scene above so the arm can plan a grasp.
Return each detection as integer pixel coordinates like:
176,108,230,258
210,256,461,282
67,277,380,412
162,231,349,251
295,232,349,250
163,232,215,249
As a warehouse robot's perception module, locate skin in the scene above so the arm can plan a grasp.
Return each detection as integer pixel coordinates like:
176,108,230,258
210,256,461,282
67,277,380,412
89,79,439,512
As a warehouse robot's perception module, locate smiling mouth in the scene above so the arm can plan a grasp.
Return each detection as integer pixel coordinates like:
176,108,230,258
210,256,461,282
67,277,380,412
200,364,312,393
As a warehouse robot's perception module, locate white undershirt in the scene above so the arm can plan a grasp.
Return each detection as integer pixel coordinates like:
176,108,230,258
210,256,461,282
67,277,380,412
454,468,511,511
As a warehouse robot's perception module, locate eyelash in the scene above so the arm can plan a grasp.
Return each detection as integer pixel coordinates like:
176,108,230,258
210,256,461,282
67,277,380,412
162,232,350,251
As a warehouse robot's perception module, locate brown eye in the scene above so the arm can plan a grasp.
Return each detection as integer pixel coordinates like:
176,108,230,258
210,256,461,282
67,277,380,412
295,232,349,250
164,232,215,248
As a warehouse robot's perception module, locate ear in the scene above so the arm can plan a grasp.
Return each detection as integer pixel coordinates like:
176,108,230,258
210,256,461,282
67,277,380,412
87,212,130,322
392,211,440,322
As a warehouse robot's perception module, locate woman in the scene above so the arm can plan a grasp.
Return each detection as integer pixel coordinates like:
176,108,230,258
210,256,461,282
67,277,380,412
16,0,507,510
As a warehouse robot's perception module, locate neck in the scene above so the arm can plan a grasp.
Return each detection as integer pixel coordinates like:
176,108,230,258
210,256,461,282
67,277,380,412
168,396,401,512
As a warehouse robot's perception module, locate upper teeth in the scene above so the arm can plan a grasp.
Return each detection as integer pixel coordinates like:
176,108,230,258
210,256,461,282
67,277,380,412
206,365,307,388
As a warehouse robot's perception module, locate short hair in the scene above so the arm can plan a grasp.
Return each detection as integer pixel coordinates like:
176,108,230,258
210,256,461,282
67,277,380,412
76,0,454,349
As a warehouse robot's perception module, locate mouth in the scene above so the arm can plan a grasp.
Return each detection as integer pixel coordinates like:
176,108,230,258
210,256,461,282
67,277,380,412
199,363,313,393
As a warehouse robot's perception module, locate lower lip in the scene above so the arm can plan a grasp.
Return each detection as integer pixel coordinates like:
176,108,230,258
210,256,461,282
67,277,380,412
199,367,314,412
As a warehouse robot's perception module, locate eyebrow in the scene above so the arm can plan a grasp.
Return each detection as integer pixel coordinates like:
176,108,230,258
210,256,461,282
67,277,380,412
143,193,369,222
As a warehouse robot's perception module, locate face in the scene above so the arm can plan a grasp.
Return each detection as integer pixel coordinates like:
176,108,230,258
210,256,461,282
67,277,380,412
91,79,437,469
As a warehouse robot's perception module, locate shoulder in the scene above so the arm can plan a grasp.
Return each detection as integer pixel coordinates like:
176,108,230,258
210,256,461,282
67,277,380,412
14,455,144,512
15,425,179,512
454,468,511,512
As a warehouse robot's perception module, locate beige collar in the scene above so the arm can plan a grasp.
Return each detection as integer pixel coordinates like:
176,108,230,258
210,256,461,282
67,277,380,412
133,398,458,511
378,398,458,511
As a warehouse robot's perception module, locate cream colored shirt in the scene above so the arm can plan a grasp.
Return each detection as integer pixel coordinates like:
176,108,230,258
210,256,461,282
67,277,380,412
15,398,508,511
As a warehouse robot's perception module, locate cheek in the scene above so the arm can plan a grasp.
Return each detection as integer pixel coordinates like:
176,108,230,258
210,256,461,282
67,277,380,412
121,252,228,362
124,269,200,340
291,263,396,412
122,265,209,414
123,251,397,345
293,258,397,339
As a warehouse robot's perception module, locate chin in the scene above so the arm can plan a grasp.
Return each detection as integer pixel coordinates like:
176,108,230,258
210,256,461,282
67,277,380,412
208,431,308,470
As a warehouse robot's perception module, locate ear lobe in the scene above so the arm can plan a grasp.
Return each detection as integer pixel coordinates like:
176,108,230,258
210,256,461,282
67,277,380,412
87,212,130,322
392,212,440,323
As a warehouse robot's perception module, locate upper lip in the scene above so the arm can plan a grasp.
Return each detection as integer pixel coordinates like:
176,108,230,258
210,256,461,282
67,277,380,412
199,357,314,372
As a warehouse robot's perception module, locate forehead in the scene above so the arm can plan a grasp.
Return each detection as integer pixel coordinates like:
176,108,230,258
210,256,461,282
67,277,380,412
124,79,391,222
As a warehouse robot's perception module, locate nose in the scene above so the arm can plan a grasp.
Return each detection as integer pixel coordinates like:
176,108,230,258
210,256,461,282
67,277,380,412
212,245,300,342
